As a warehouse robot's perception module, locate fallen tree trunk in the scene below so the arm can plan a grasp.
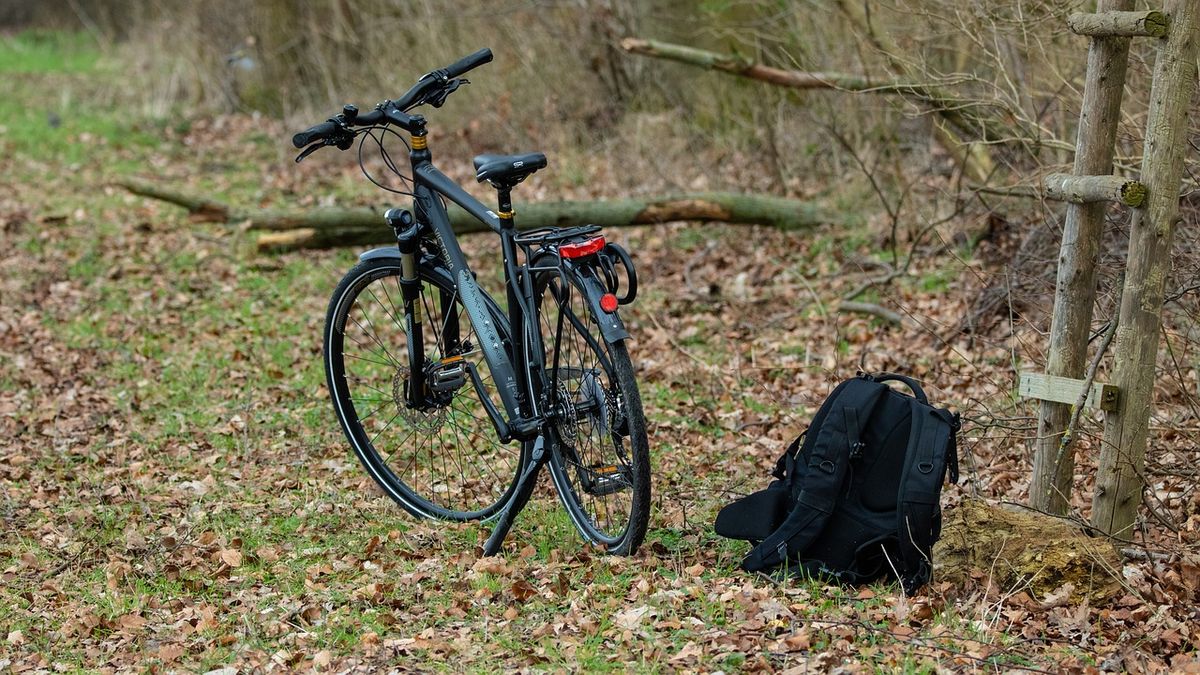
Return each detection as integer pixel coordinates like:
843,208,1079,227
620,37,1011,145
620,37,1001,182
115,178,831,252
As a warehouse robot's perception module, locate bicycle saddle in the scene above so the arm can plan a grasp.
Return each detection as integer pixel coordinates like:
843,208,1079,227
473,152,547,187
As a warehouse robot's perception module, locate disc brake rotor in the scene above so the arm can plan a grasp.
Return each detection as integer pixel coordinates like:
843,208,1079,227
391,367,447,434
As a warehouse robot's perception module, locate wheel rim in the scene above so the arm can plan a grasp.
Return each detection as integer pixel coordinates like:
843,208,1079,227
328,263,522,519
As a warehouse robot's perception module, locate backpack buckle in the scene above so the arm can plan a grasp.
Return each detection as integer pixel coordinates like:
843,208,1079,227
849,441,866,461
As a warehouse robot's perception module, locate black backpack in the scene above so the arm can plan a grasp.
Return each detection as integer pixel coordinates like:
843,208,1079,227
714,372,959,595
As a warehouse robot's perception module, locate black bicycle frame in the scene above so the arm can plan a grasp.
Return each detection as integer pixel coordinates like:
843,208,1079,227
401,147,542,442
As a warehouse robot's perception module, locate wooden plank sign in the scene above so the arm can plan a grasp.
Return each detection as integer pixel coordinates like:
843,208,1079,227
1019,372,1119,412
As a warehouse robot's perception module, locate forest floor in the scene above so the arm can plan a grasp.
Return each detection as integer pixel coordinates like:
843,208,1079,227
2,31,1199,673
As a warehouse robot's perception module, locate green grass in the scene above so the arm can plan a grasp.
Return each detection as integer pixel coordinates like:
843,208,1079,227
0,31,161,161
0,30,101,74
0,29,1137,674
915,265,959,294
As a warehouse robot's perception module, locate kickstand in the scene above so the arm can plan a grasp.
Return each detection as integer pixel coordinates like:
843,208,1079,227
482,436,546,556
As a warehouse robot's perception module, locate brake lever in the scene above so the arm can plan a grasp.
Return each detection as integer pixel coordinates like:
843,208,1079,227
294,142,326,163
426,78,468,108
294,124,356,162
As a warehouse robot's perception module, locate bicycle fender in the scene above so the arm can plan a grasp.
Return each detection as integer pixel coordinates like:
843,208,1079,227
577,270,631,345
358,247,401,262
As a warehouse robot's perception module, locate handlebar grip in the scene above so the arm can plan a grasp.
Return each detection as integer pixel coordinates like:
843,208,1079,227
292,120,340,148
443,48,493,78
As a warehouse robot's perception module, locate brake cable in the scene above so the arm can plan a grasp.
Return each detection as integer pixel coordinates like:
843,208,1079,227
356,125,415,197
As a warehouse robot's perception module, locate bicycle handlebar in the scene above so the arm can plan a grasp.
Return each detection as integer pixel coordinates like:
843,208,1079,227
291,48,493,150
292,120,341,149
443,48,492,79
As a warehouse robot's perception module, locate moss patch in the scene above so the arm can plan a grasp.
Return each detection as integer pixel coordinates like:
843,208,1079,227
934,500,1123,604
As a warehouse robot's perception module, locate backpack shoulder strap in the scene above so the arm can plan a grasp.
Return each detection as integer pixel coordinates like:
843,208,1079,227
741,378,887,572
893,399,956,594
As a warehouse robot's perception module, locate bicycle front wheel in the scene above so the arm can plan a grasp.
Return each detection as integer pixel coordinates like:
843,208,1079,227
325,256,526,521
537,267,651,554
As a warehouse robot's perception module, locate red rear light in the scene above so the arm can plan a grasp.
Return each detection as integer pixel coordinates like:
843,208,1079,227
600,293,619,313
559,236,606,259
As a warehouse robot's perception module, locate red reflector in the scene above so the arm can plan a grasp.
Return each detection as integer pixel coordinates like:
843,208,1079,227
600,293,619,313
559,235,606,259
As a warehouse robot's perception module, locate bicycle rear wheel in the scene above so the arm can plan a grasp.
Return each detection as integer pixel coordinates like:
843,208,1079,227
325,256,526,520
536,266,650,554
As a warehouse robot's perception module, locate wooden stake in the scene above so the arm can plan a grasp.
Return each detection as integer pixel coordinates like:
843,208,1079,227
1094,0,1199,539
1032,0,1135,515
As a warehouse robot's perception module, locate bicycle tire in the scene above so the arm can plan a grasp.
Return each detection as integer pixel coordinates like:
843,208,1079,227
535,266,651,554
325,256,527,520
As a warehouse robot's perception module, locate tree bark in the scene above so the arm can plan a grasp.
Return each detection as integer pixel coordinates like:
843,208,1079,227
1031,0,1135,516
114,179,831,252
1094,0,1199,539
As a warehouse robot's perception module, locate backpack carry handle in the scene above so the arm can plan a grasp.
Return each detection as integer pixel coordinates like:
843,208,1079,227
870,372,928,404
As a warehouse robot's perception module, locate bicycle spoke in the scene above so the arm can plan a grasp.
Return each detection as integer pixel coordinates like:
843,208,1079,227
376,279,406,330
350,312,402,367
332,263,525,519
344,352,396,368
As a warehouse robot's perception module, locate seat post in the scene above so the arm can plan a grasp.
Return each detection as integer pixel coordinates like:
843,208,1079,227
496,186,515,230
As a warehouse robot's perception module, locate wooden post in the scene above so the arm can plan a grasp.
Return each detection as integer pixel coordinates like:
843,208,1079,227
1031,0,1135,515
1094,0,1200,538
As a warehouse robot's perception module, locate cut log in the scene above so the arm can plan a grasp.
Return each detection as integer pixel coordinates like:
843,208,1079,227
1042,173,1147,207
114,179,831,252
1068,11,1170,38
255,193,828,252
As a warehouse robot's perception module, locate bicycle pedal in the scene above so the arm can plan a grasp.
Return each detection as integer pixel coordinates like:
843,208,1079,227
429,356,467,394
582,464,631,496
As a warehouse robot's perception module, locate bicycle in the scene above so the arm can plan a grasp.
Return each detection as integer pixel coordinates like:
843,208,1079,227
293,48,650,555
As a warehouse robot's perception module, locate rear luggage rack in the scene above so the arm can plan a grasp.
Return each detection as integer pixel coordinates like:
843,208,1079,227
512,224,601,246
